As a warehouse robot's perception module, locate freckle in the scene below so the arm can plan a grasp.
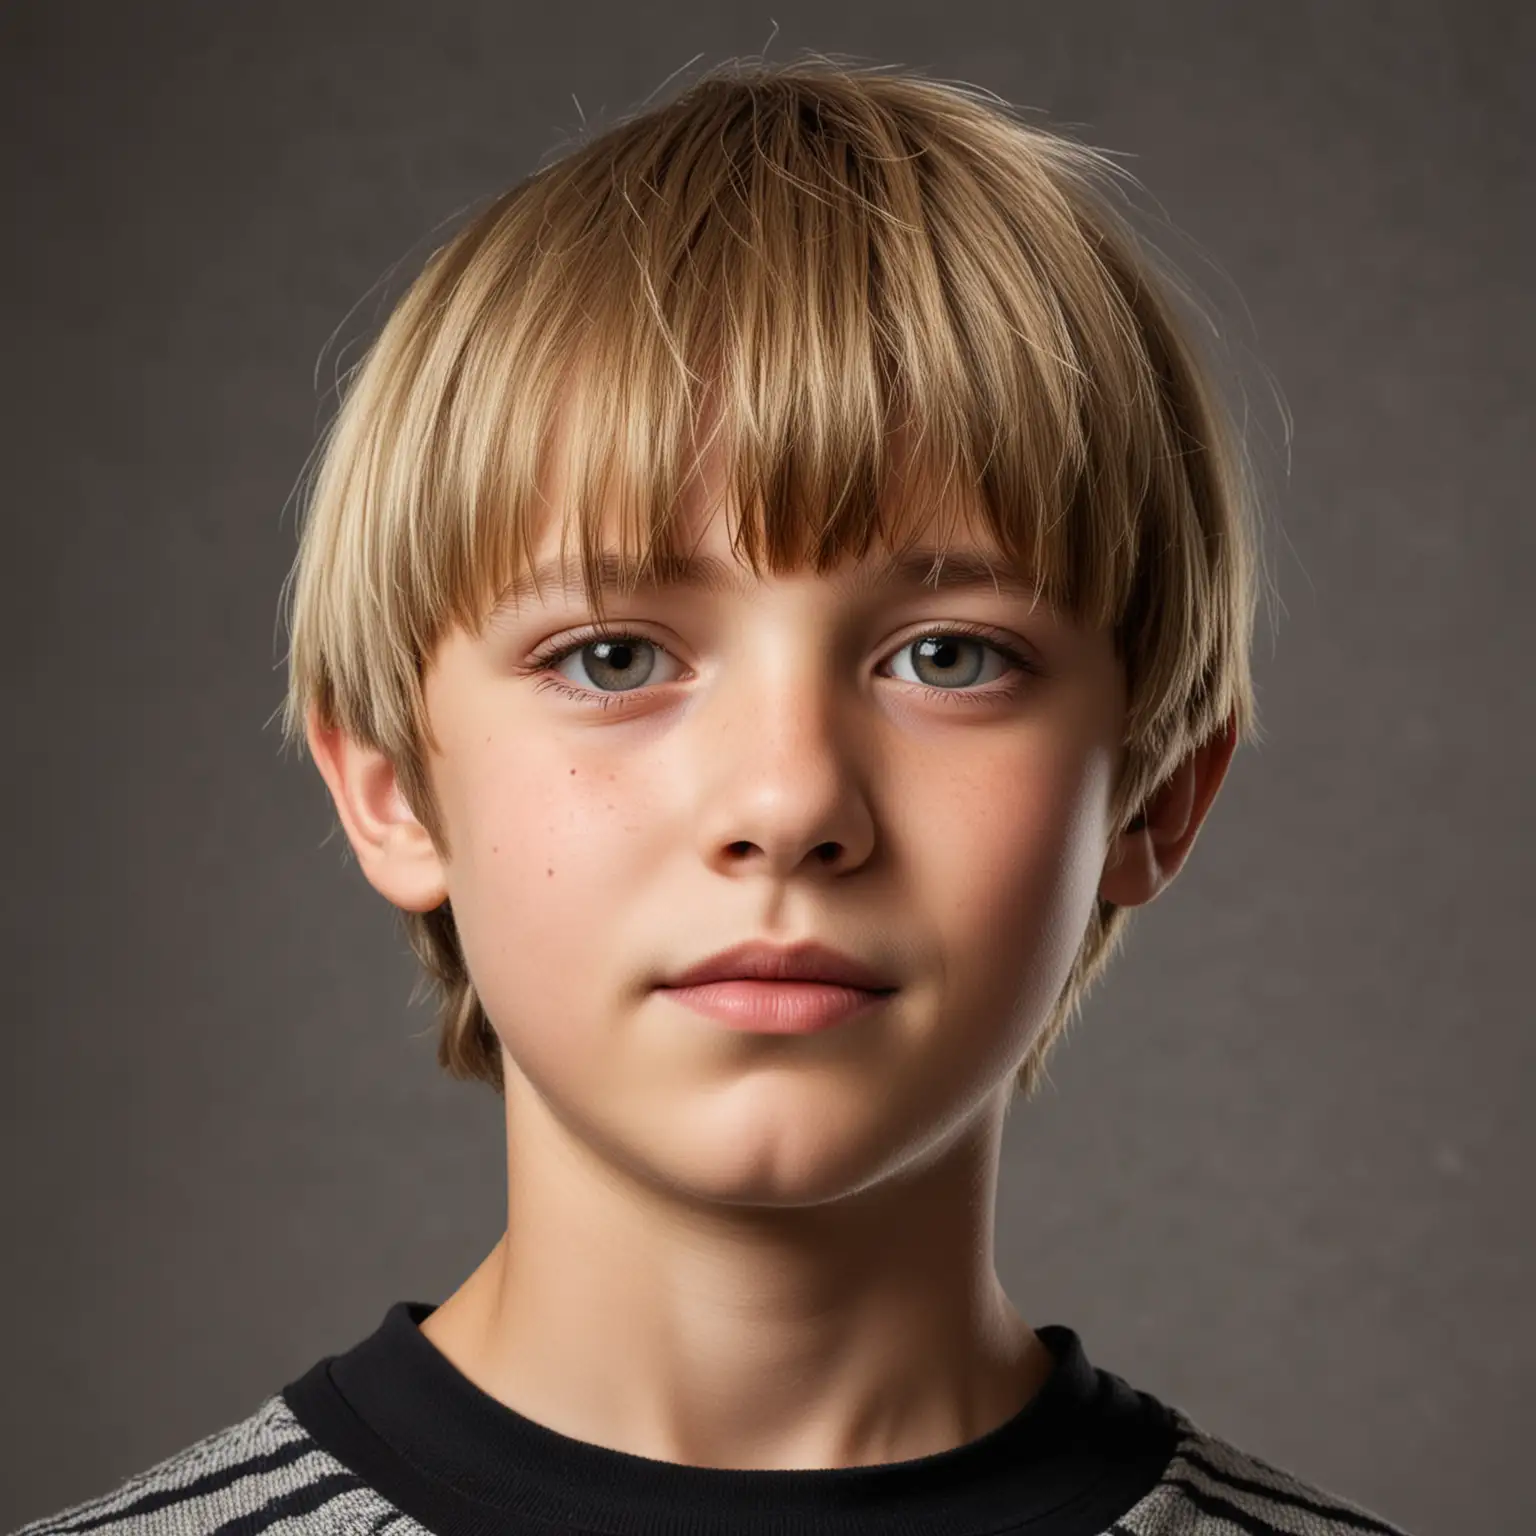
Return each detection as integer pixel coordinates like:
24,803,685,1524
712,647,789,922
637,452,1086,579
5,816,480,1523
547,867,554,877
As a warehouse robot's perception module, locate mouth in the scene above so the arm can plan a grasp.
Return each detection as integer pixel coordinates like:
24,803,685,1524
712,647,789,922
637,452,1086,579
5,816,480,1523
659,938,898,994
655,977,896,1033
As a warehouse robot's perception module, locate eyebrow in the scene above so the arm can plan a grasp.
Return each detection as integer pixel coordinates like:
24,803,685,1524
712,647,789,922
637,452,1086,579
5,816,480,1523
488,547,1043,617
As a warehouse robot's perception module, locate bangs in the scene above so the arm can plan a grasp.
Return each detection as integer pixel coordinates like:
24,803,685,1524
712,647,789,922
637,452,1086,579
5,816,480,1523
408,73,1170,645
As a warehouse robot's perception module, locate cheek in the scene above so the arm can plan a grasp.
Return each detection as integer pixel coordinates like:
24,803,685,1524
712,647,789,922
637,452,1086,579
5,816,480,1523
452,728,656,877
912,735,1112,1015
436,741,656,1031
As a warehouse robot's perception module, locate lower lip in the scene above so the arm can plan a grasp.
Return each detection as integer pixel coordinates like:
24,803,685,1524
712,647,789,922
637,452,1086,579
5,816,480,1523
657,981,895,1032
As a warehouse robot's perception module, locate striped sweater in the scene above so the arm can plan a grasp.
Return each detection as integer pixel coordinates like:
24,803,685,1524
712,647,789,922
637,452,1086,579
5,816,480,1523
9,1302,1415,1536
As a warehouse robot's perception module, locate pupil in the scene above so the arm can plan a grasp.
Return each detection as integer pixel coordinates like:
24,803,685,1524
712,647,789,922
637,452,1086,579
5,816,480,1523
917,636,981,686
590,639,647,688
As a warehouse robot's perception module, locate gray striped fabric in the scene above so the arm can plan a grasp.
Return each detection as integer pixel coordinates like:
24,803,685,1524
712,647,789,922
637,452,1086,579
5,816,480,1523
9,1395,1413,1536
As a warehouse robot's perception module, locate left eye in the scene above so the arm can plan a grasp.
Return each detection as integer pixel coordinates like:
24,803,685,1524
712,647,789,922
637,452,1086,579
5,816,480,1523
888,633,1016,690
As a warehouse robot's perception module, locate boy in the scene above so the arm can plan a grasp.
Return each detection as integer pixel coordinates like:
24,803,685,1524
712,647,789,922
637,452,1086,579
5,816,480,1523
15,59,1414,1536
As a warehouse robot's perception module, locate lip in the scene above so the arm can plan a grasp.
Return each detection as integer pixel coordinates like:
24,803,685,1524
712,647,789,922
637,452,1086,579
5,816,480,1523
659,980,894,1033
658,939,898,993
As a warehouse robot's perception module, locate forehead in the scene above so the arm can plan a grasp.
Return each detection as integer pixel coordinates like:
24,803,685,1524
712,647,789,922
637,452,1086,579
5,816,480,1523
489,542,1044,618
488,422,1046,621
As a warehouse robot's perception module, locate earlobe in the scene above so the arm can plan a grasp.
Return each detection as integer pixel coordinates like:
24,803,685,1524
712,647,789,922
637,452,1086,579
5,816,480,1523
1098,804,1163,908
1097,713,1239,910
304,705,449,914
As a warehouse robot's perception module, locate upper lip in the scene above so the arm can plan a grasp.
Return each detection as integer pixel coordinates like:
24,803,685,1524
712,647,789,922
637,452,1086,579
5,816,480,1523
660,940,898,992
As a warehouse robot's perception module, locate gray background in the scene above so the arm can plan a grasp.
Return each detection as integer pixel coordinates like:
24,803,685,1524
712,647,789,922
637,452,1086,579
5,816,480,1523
2,3,1530,1533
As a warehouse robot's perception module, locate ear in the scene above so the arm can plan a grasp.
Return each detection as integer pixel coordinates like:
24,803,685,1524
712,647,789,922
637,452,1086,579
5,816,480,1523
305,704,449,913
1098,712,1239,909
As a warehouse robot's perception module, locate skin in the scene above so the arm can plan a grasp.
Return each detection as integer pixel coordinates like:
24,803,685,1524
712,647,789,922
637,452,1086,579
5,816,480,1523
308,445,1236,1472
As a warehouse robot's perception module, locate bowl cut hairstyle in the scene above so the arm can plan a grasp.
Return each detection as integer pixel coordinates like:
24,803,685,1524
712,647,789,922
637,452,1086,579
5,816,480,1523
280,60,1264,1101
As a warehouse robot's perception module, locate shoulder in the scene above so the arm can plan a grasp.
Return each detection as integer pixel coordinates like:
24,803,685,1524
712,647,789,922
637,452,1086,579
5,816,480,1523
8,1394,419,1536
1120,1406,1417,1535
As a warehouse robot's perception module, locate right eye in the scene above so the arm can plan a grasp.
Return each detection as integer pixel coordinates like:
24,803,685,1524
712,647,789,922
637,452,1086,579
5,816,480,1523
535,632,673,695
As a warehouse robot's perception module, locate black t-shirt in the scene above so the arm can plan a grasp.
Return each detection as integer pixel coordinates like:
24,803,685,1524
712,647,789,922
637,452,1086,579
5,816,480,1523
281,1300,1180,1536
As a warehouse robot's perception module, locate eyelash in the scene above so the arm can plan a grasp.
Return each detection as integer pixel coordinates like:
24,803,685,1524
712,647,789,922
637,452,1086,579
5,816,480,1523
520,622,1039,711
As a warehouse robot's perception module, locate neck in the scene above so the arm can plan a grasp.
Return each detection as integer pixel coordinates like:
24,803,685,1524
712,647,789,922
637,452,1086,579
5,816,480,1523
418,1067,1052,1470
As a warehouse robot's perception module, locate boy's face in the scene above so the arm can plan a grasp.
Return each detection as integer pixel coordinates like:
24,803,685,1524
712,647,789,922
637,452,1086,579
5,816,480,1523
326,453,1133,1207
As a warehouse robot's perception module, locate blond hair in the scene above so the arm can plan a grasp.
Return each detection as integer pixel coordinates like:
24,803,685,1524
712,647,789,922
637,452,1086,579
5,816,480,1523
279,59,1265,1101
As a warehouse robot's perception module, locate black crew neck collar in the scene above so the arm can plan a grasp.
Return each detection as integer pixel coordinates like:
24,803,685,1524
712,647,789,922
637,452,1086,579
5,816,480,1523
282,1300,1178,1536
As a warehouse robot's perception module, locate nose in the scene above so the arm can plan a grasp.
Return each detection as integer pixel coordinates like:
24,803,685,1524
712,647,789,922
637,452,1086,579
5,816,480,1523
688,656,877,880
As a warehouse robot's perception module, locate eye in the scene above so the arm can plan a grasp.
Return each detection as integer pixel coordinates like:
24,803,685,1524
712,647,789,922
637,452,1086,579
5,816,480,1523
886,631,1024,692
540,633,671,695
523,623,1036,706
